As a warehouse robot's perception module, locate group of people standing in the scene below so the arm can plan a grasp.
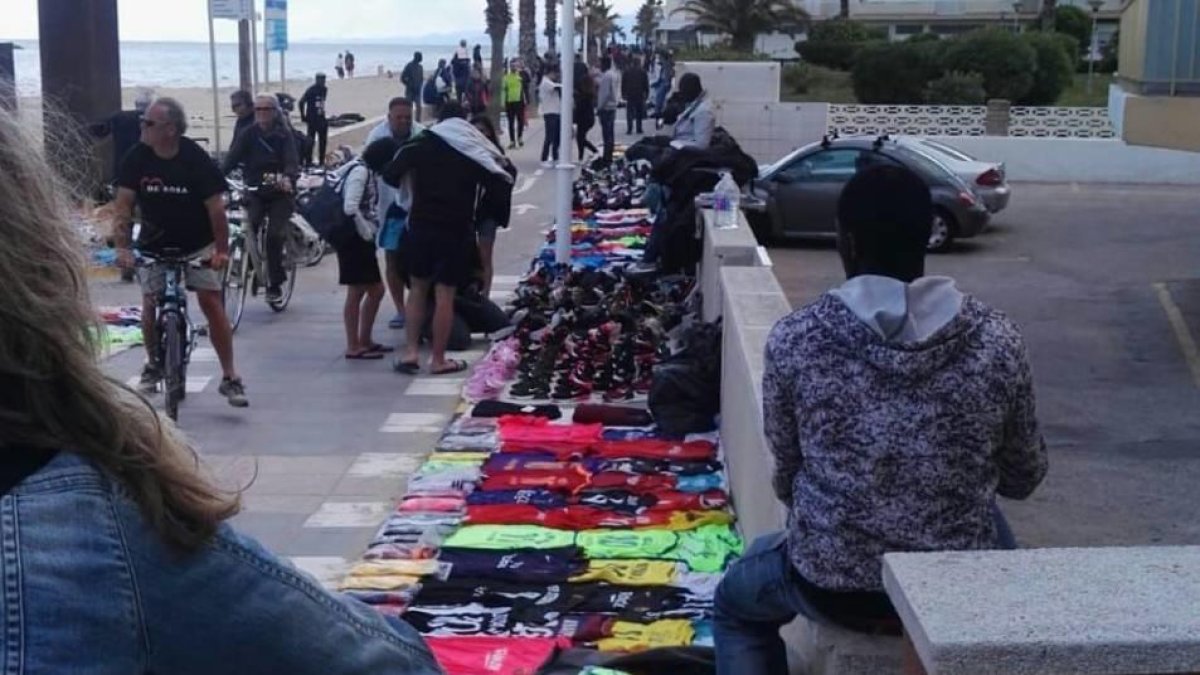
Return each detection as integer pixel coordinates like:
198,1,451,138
334,50,356,79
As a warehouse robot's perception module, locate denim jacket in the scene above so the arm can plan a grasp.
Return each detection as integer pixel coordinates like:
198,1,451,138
0,452,444,674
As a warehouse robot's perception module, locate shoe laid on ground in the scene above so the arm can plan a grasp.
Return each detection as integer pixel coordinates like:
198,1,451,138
218,377,249,407
388,313,406,329
265,286,283,303
137,363,160,394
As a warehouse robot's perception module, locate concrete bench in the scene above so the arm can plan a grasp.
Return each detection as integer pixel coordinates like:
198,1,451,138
883,547,1200,674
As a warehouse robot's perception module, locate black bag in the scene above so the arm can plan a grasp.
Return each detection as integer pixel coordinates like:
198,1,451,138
649,320,723,436
296,164,357,249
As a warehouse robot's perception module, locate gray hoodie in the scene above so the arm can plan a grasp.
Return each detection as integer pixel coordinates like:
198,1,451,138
763,275,1047,591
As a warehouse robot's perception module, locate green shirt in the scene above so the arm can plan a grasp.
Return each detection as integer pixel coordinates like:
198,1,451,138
502,72,525,105
673,524,744,573
576,529,679,560
442,525,575,550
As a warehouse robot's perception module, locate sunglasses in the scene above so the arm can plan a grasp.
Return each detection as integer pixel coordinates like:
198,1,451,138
140,119,159,128
254,106,275,111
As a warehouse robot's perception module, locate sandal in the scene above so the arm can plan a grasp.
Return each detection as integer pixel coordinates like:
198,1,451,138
367,343,395,353
430,359,469,376
345,350,384,360
393,359,420,374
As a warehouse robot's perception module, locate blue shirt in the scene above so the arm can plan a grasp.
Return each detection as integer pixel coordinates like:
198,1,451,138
0,452,443,674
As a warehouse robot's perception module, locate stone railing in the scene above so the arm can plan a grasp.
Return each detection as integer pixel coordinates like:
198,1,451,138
829,102,1117,138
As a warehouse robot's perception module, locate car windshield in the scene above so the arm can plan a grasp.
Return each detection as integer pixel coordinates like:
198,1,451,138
920,139,976,163
891,146,962,188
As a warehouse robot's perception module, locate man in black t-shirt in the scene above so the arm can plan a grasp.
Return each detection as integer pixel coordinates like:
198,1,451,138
298,73,329,166
113,97,249,408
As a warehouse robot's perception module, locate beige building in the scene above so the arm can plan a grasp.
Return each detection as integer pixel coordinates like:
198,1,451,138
1108,0,1200,152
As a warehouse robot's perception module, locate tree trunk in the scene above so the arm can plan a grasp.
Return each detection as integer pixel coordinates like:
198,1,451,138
839,0,849,18
488,33,506,127
519,0,538,66
545,0,558,54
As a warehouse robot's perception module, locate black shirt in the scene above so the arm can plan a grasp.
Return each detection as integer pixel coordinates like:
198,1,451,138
299,84,328,125
221,122,300,189
231,113,255,150
117,138,227,254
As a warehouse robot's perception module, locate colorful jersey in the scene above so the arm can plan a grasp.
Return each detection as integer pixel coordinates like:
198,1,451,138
673,525,743,573
480,468,591,493
426,636,563,675
594,619,696,652
466,489,567,509
592,439,717,461
569,559,677,586
498,416,603,444
676,473,724,493
439,546,587,583
587,472,676,493
576,529,678,560
337,574,422,591
346,559,442,578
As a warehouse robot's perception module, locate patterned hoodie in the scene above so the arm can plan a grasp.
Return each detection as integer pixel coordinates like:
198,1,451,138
763,275,1048,592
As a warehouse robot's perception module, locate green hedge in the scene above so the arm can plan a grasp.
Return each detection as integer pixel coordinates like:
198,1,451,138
851,42,941,103
1020,31,1076,105
942,29,1037,101
925,71,986,105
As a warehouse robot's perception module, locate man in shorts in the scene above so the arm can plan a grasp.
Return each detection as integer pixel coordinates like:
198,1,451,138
380,101,513,375
113,97,249,407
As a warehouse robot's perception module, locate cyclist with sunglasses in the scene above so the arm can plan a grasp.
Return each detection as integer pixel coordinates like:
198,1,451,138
222,94,301,304
112,97,249,408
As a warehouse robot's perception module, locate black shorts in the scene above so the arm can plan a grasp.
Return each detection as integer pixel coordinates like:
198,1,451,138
403,229,472,287
335,235,381,286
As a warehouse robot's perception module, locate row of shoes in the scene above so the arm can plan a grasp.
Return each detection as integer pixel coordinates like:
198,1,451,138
573,158,653,211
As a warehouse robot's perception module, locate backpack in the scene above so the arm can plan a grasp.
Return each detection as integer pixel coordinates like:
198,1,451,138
296,162,360,249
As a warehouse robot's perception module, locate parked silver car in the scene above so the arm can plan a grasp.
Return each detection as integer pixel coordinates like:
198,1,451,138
895,137,1011,213
744,136,990,252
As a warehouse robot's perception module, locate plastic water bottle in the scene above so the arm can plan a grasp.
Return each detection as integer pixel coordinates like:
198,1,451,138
713,171,740,229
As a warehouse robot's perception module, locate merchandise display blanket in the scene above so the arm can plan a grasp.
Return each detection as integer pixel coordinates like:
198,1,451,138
337,157,736,675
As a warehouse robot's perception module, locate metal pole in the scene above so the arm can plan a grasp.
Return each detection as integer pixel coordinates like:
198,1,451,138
1087,9,1098,94
281,49,286,94
207,0,222,153
250,2,259,91
583,11,589,64
555,0,577,265
264,24,271,89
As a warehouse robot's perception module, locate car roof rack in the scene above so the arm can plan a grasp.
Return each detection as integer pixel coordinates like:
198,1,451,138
872,133,891,150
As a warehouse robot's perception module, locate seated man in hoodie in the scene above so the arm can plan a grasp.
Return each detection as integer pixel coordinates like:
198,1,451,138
712,165,1048,675
381,101,514,376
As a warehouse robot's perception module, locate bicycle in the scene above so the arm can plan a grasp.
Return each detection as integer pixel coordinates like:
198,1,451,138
137,248,206,421
222,179,302,331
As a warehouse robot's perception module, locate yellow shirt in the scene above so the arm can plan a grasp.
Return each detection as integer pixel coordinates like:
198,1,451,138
570,559,677,586
337,574,422,591
633,510,734,531
346,560,441,578
595,619,696,652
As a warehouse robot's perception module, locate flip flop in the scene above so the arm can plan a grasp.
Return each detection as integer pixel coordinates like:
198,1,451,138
393,359,420,374
345,350,384,360
430,359,469,376
367,343,395,353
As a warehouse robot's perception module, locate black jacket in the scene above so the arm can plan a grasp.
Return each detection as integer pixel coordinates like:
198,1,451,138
221,122,300,188
231,113,255,150
381,132,512,238
622,66,650,102
298,84,329,126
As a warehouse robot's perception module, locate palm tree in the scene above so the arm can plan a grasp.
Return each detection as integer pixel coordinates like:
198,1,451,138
1040,0,1058,30
839,0,850,18
485,0,512,124
673,0,810,52
635,0,663,48
576,0,620,56
545,0,558,55
519,0,538,67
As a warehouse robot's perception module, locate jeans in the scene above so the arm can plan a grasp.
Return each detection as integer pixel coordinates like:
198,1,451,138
542,114,561,162
506,102,526,143
653,82,669,118
598,109,616,164
246,193,293,289
306,123,328,166
713,505,1018,675
405,87,422,122
642,182,668,264
626,97,646,134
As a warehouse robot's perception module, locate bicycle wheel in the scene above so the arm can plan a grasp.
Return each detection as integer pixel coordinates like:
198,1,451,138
222,239,250,332
162,312,184,421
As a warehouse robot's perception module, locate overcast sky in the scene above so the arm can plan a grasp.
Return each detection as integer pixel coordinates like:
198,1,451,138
9,0,644,42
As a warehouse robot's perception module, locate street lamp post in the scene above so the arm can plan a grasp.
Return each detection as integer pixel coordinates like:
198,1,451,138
1012,1,1022,32
1087,0,1103,94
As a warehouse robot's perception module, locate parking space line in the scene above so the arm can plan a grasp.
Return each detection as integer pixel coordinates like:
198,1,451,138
1153,282,1200,389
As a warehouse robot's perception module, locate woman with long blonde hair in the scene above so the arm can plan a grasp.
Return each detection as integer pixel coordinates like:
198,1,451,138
0,108,441,674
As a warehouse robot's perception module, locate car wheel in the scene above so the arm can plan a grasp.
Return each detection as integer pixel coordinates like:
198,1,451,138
928,208,955,253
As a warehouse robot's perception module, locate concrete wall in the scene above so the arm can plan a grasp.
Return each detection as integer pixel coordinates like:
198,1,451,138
679,61,781,104
1109,84,1200,153
927,135,1200,183
711,101,829,165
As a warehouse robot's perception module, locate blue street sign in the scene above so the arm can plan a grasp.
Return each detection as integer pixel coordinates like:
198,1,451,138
265,0,288,51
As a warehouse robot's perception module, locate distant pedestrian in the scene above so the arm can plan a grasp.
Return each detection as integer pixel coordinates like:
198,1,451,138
538,65,562,167
344,50,356,78
228,89,255,149
473,44,484,72
574,60,598,161
423,68,448,122
596,56,618,165
464,69,489,117
452,40,471,102
401,51,425,123
621,57,649,135
652,50,675,128
335,53,345,79
298,73,330,166
469,114,517,299
89,89,154,182
501,61,527,149
333,141,389,360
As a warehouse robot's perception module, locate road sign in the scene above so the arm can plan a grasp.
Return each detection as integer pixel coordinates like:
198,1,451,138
265,0,288,51
210,0,250,21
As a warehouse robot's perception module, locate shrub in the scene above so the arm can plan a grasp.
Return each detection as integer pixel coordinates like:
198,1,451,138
925,71,986,104
796,19,887,70
807,18,887,43
674,46,771,62
942,29,1037,101
781,62,812,94
1053,5,1091,57
907,32,942,44
1019,31,1076,105
852,42,938,104
795,40,870,70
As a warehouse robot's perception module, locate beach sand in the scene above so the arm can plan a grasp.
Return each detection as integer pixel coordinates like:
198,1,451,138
16,73,402,152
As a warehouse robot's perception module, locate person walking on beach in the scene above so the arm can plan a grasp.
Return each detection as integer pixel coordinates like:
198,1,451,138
401,51,425,123
621,57,649,135
501,61,527,150
380,102,514,377
574,60,599,161
464,68,490,117
473,44,484,73
452,40,471,102
222,94,300,305
538,65,562,167
596,55,618,166
364,97,424,330
299,73,330,166
112,97,249,407
335,53,345,79
344,50,356,78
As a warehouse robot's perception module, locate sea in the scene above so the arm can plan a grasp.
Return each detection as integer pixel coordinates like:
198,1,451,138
8,40,464,97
